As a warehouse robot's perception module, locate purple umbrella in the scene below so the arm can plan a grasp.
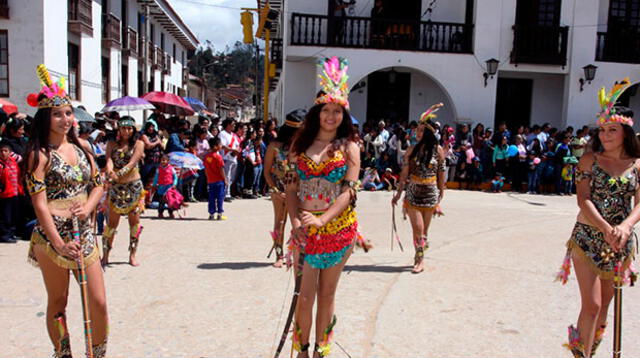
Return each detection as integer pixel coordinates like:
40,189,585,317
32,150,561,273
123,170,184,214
101,96,155,113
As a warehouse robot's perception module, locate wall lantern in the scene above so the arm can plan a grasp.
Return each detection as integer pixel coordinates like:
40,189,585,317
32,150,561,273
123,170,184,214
579,64,598,92
388,67,397,84
483,58,499,87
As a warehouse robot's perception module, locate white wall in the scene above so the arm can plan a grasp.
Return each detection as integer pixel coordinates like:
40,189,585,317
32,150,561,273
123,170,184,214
406,67,455,126
77,0,105,114
0,0,45,114
348,80,367,127
282,60,316,114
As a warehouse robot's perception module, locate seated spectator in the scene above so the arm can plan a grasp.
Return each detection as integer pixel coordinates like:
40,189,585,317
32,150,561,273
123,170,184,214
491,173,505,193
381,168,397,190
362,167,384,191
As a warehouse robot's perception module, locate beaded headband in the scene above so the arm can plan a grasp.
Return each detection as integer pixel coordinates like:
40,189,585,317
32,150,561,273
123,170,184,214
26,65,72,109
597,78,634,127
284,119,302,128
315,57,350,110
118,118,135,127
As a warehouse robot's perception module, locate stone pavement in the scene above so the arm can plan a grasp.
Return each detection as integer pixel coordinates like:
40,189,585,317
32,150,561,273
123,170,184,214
2,190,639,357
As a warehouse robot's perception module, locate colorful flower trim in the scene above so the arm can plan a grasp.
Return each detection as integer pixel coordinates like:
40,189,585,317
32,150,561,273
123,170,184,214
562,325,585,357
296,152,347,182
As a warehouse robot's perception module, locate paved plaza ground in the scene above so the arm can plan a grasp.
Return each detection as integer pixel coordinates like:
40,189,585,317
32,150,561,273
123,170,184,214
2,190,640,357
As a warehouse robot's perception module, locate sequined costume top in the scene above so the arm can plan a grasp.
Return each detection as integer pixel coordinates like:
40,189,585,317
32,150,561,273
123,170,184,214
409,149,444,181
293,149,358,269
26,144,102,269
585,160,638,225
271,146,289,191
296,151,347,205
111,145,134,170
405,148,444,209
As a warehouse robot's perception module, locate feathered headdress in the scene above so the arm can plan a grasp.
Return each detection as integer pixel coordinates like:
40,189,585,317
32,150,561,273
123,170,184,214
419,103,444,133
597,78,634,127
315,57,350,109
26,64,72,109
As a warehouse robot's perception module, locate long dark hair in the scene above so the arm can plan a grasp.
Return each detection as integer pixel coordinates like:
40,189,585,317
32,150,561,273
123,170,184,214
591,112,640,158
24,104,94,176
291,103,354,155
409,123,438,167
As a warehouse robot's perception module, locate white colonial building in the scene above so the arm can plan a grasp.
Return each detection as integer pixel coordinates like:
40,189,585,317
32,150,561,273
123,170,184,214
268,0,640,131
0,0,198,123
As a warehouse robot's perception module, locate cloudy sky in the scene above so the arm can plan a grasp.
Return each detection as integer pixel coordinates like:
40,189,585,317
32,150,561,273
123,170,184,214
169,0,257,52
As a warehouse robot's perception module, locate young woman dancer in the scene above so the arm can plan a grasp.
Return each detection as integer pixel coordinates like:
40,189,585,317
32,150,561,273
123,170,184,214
264,109,305,267
285,57,364,357
102,116,145,267
392,104,446,274
557,79,639,357
24,65,108,357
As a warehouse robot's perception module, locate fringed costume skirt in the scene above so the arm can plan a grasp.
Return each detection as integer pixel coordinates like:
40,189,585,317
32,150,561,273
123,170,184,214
297,206,359,269
108,179,145,215
29,216,99,270
567,222,636,280
404,179,439,211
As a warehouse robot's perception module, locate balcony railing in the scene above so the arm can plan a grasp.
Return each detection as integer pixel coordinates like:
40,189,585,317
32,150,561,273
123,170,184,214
0,0,9,19
510,25,569,66
68,0,93,36
153,47,164,70
164,54,172,75
291,13,474,54
123,27,138,57
595,31,640,64
102,13,121,49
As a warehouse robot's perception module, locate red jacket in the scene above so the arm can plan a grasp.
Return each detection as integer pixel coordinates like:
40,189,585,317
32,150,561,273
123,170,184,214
0,156,22,198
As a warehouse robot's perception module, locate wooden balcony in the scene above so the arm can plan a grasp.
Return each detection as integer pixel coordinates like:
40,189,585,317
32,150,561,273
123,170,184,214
122,27,138,57
68,0,93,36
163,54,172,75
183,67,189,88
291,13,473,54
510,25,569,66
102,13,121,49
596,31,640,64
148,42,156,65
152,47,164,70
0,0,9,19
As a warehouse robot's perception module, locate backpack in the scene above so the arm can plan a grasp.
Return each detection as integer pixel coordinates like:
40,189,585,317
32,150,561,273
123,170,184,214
163,187,184,210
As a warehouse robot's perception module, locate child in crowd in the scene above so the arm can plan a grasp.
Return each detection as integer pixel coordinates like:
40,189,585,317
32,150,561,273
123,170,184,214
490,173,505,193
381,168,398,190
0,141,21,243
362,167,383,191
181,140,199,202
153,154,178,218
527,154,541,194
561,157,578,195
467,157,483,190
204,137,227,220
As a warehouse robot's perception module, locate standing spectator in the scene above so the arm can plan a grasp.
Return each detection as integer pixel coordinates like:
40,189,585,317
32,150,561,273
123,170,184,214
493,136,509,176
407,121,419,146
538,123,551,150
0,140,20,243
554,133,572,193
3,116,27,157
527,125,541,145
511,135,528,192
264,120,277,145
570,128,588,159
527,154,542,194
456,123,472,146
492,122,510,146
561,157,577,195
140,120,163,186
153,154,178,218
193,125,211,200
471,123,485,155
527,137,544,157
204,137,227,220
165,127,187,153
218,118,240,201
467,157,483,190
378,120,390,143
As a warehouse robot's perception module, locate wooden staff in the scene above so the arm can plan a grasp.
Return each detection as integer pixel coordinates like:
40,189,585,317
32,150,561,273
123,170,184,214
612,258,623,358
72,215,94,358
274,248,305,358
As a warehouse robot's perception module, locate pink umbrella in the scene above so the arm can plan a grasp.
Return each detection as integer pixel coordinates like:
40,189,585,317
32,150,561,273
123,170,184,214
142,91,195,116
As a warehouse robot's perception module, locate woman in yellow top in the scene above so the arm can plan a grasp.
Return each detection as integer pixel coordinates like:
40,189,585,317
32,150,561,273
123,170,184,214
102,116,145,267
24,66,108,357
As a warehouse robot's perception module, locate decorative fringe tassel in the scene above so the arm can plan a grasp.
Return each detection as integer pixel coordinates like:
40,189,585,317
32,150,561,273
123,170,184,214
555,250,572,285
562,325,585,357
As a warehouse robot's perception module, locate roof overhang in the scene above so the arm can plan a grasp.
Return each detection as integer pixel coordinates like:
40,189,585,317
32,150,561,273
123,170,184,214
138,0,199,50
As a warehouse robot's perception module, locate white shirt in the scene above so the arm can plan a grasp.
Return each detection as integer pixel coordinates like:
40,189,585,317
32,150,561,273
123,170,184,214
219,130,240,163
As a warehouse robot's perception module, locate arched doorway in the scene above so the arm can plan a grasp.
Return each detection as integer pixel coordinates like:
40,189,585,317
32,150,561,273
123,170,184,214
349,66,456,129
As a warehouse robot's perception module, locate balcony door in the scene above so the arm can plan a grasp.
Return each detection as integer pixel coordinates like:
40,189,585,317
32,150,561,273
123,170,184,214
608,0,640,30
382,0,420,21
516,0,561,27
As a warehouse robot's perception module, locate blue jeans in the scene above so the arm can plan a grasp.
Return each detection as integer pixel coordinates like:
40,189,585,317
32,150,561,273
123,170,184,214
364,182,384,191
527,171,540,193
208,181,226,214
253,164,263,194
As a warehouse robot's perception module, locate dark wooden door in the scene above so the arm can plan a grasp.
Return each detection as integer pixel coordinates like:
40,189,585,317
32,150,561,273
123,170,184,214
367,70,411,125
516,0,561,26
494,78,533,132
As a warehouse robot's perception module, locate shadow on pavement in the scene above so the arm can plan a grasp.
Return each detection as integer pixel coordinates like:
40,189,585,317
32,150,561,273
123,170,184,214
344,264,412,273
197,262,273,270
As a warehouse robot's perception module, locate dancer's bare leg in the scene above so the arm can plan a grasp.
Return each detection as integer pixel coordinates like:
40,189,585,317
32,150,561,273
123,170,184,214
573,252,602,357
